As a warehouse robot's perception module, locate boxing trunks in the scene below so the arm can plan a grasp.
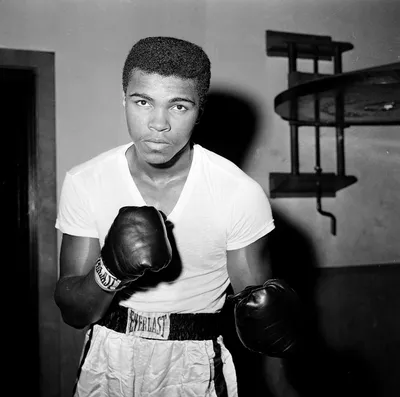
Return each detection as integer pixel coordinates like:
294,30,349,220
73,306,238,397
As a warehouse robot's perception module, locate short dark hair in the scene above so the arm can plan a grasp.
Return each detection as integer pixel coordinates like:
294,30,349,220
122,36,211,108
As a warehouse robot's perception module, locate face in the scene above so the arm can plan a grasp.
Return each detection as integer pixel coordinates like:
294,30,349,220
123,70,200,166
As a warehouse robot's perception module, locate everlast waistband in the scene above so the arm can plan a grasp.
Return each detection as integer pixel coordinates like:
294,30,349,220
96,305,223,341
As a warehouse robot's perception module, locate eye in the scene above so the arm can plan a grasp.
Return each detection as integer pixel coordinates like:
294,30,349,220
171,104,188,112
135,100,151,107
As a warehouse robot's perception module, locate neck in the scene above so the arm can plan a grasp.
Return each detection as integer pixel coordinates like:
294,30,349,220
127,141,193,183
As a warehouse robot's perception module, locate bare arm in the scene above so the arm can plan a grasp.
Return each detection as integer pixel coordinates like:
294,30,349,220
226,234,272,293
226,233,300,397
54,234,116,329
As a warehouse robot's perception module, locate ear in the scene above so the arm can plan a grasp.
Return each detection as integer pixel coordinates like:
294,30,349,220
122,91,126,107
195,107,204,124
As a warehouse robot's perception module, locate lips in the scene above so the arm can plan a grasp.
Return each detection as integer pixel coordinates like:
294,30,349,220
145,139,169,144
143,139,170,150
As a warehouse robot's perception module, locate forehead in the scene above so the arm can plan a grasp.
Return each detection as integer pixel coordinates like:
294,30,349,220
127,70,198,100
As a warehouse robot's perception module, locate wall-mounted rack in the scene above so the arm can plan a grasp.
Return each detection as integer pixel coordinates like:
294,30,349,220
266,30,400,235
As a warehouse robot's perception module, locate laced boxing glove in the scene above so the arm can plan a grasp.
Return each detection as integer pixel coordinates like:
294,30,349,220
228,279,303,358
100,206,172,287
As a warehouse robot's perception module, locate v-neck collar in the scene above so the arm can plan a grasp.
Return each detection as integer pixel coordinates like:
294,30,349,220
119,143,198,221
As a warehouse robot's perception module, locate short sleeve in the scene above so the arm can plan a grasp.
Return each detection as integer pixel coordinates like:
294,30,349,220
55,172,98,238
226,179,274,251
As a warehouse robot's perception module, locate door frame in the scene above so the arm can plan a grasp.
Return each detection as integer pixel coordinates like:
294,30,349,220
1,48,59,397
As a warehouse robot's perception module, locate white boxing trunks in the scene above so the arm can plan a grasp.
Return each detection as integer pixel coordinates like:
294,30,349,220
73,307,238,397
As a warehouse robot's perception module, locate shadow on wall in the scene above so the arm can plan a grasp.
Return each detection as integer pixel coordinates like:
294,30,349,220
192,89,259,167
193,90,378,397
268,212,378,397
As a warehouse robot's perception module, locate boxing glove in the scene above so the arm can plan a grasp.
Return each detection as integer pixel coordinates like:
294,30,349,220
100,206,172,285
228,279,303,357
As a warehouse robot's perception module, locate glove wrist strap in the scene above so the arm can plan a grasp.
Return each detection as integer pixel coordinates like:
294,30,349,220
94,257,124,292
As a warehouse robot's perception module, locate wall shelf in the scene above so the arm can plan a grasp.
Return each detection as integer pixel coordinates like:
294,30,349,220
265,30,400,234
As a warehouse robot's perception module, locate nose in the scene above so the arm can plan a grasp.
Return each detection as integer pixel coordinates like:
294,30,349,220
148,108,170,132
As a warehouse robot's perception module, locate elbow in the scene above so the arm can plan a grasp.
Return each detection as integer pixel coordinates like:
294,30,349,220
60,313,89,330
53,285,94,329
58,305,94,329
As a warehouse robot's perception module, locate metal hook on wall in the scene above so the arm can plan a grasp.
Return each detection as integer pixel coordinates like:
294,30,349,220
316,179,337,236
312,50,337,236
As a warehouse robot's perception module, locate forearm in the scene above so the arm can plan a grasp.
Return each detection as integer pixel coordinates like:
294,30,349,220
263,356,300,397
54,267,115,329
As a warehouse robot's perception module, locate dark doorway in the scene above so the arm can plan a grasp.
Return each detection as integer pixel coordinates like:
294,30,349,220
1,67,39,395
0,48,58,397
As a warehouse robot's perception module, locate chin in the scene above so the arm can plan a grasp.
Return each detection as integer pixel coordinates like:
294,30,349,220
135,142,190,167
145,153,174,167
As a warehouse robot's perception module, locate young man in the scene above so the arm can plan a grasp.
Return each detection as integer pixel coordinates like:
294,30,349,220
54,36,300,397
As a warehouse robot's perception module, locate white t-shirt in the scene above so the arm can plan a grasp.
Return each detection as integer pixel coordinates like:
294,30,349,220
56,143,275,313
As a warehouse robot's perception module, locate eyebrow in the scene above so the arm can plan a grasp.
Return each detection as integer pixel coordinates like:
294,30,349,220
129,92,196,106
